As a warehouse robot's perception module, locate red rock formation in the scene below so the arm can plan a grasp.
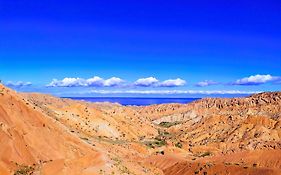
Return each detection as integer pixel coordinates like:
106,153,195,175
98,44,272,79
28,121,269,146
1,83,280,174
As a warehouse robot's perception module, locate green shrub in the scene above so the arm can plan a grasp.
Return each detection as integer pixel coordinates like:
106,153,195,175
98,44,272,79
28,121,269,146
145,138,167,148
155,139,166,147
175,142,183,148
199,152,212,157
159,121,180,128
14,165,35,175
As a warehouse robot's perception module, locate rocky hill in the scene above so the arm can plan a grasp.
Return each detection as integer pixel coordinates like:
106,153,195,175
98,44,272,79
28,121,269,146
0,84,280,174
140,92,281,175
0,85,160,175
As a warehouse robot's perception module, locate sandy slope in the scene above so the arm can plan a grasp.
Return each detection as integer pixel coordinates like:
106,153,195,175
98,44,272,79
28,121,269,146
1,84,281,174
0,85,110,175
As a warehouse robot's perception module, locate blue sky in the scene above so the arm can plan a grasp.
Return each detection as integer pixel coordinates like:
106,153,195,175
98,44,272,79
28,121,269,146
0,0,280,97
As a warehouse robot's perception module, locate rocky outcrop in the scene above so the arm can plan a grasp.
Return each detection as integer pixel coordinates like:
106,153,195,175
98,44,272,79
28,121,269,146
0,85,108,175
1,83,281,175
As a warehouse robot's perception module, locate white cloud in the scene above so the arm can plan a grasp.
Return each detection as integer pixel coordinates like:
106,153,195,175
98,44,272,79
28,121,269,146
232,74,280,85
159,78,186,87
134,77,159,87
195,80,219,87
86,76,105,87
85,89,260,95
5,81,32,87
47,76,124,87
104,77,124,87
48,76,187,88
134,77,186,87
47,78,86,87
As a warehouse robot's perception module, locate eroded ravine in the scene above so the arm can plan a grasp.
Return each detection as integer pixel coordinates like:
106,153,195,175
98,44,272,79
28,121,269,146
0,84,280,174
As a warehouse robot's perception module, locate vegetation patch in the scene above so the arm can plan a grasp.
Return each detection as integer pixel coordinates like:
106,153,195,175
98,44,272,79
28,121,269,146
198,151,212,157
14,165,35,175
175,142,183,148
144,138,167,148
158,121,181,128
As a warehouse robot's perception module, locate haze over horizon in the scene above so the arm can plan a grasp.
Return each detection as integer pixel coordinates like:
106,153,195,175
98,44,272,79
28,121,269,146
0,0,280,97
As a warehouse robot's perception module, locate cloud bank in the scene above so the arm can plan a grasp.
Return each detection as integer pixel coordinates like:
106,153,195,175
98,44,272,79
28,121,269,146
232,74,280,86
5,81,32,87
195,80,219,87
133,77,159,87
134,77,186,87
46,74,281,89
47,76,124,87
160,78,186,87
48,76,186,88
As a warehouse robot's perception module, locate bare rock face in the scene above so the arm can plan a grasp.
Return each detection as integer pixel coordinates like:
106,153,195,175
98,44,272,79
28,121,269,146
142,92,281,175
0,84,108,175
1,84,281,175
